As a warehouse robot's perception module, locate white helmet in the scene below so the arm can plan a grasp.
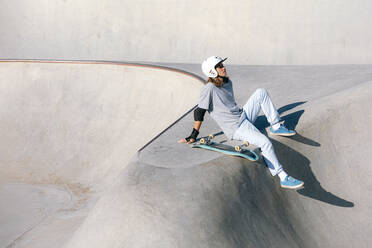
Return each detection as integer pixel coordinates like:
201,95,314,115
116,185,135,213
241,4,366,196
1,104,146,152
201,56,227,78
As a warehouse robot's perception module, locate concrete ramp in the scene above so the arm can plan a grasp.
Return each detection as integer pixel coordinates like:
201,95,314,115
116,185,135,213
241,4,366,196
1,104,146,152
66,81,372,247
1,61,371,248
0,61,203,247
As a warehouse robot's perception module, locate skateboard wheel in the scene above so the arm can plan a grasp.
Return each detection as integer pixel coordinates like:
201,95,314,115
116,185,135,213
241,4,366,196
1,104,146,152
244,141,249,147
200,138,206,144
209,134,214,139
235,146,241,152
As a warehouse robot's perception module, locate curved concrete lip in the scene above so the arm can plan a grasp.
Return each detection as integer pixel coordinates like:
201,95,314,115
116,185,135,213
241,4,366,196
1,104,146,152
0,59,204,247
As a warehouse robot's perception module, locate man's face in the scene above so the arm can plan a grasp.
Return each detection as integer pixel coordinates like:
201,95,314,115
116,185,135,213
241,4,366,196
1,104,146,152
215,62,227,77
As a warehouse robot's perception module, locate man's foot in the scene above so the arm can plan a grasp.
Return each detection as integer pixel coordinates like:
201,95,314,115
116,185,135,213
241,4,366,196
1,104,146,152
269,124,296,136
280,176,304,189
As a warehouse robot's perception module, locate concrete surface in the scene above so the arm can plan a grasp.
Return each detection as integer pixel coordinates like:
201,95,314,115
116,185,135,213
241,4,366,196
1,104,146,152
0,60,371,248
1,0,372,64
1,2,372,246
0,60,203,247
64,65,372,248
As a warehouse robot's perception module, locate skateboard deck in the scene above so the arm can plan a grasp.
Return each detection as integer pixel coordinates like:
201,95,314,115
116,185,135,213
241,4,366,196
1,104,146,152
191,137,259,161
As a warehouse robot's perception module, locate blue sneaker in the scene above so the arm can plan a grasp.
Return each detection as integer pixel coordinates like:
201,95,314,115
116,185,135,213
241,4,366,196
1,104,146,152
280,176,304,189
269,124,296,136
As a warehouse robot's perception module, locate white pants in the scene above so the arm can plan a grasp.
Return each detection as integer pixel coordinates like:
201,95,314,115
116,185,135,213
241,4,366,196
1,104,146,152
232,88,283,176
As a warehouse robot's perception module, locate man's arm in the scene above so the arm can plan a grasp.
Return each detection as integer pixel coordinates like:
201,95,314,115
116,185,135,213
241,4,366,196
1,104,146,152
178,108,206,144
193,121,202,132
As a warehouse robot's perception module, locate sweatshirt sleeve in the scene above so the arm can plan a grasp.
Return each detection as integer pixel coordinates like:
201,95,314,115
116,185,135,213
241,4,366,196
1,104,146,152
198,83,213,111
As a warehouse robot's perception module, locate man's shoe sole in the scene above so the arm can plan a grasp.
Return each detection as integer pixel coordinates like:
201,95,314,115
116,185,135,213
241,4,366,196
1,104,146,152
281,181,304,189
269,131,297,137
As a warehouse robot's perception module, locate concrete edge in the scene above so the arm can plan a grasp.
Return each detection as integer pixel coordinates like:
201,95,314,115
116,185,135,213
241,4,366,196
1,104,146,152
0,59,206,152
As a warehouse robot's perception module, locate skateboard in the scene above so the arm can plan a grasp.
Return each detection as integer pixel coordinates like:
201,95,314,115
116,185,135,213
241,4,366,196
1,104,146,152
191,134,259,161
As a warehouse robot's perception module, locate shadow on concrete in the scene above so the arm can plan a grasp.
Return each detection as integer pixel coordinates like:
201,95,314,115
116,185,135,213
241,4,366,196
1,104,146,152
278,101,307,114
255,102,320,147
253,102,354,207
218,162,308,248
253,102,307,129
271,139,354,208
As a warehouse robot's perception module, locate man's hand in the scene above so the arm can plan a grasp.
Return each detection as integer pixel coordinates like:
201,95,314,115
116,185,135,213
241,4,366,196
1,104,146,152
177,127,200,144
177,138,196,144
177,121,202,144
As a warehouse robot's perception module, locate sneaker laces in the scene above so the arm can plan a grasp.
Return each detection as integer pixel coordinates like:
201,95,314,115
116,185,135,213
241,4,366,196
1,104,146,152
279,124,289,131
287,176,297,182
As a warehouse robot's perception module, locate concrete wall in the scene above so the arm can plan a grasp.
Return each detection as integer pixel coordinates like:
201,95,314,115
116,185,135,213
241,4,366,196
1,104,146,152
0,61,202,190
1,0,372,65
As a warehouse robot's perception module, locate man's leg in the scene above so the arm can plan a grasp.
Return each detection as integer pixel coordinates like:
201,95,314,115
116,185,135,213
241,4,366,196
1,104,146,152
235,89,303,188
242,88,281,126
233,119,283,176
242,88,296,136
233,120,304,189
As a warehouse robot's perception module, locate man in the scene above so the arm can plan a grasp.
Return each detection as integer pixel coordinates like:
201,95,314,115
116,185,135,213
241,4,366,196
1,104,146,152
178,56,303,189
